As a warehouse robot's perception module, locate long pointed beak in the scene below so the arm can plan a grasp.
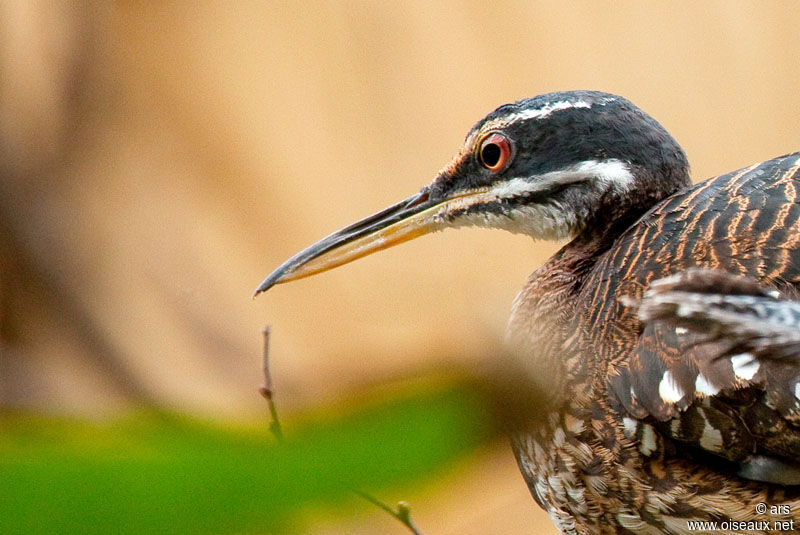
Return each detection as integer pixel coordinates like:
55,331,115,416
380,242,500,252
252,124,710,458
253,188,443,297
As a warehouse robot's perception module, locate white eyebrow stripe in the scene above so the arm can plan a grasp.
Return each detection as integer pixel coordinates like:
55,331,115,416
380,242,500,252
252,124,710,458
506,99,591,122
489,159,634,199
481,97,614,132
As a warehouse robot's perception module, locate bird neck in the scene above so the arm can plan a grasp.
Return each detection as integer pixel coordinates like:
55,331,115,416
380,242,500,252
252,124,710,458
551,211,637,280
502,206,648,416
500,173,690,433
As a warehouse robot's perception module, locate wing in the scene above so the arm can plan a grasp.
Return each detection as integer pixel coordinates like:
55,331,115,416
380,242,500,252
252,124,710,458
633,269,800,484
582,152,800,485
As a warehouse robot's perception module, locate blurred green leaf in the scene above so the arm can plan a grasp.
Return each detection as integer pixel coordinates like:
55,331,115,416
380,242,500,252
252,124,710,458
0,381,492,534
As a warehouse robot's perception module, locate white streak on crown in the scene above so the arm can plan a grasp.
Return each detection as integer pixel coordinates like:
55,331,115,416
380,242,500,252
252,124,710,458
480,96,615,133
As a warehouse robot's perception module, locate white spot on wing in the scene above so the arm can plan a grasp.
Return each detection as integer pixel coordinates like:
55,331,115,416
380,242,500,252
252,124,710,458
639,424,658,456
794,381,800,399
676,303,703,317
730,353,759,381
675,326,688,335
694,373,720,396
622,417,637,438
658,370,685,403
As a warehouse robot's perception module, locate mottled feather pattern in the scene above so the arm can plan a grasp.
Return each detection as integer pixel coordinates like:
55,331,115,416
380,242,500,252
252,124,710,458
514,153,800,533
633,269,800,482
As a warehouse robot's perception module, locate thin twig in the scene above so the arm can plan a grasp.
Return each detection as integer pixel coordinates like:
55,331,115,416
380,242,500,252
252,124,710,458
352,490,423,535
258,326,284,442
257,326,422,534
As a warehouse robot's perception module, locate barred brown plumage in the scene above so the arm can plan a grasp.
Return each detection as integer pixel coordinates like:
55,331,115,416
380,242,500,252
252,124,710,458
256,91,800,534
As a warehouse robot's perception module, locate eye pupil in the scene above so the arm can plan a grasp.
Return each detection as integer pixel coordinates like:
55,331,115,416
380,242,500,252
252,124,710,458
481,143,501,167
479,133,511,171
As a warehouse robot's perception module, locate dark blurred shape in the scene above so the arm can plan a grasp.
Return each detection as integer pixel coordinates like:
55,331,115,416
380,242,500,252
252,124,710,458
0,3,151,412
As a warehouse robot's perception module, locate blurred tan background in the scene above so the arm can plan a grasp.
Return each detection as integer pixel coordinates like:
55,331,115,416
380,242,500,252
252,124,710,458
4,2,800,532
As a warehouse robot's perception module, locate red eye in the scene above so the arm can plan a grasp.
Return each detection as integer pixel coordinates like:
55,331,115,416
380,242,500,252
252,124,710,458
479,133,512,171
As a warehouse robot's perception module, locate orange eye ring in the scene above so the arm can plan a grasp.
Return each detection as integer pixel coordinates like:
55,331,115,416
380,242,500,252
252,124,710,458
479,133,512,171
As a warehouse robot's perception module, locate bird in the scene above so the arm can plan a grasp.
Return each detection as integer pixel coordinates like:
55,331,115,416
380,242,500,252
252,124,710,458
255,91,800,534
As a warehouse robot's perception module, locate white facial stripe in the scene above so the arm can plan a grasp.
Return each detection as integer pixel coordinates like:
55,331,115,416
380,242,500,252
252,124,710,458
491,159,634,200
438,159,632,215
434,159,633,240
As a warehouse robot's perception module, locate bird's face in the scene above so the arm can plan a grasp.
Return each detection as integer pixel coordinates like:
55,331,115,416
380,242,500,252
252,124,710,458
255,91,689,295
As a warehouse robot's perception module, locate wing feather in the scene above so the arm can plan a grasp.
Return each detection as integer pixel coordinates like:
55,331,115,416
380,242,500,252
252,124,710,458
630,269,800,484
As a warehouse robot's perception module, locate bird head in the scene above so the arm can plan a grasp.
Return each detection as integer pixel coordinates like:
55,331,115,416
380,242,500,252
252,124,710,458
254,91,689,296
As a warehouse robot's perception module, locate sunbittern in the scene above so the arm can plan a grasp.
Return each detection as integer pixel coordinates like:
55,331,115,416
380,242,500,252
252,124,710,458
256,91,800,534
